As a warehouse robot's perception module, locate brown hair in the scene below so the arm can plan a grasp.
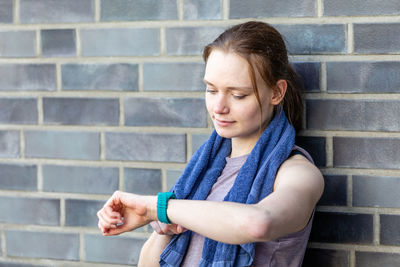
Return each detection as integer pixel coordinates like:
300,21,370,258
203,21,304,132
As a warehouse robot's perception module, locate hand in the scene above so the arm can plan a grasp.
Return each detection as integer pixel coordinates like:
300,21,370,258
150,221,187,235
97,191,156,236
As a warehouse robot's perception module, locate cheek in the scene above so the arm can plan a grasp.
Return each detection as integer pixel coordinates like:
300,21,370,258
205,96,213,115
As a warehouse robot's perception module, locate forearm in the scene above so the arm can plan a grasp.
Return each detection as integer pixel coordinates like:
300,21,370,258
165,199,270,244
138,232,172,267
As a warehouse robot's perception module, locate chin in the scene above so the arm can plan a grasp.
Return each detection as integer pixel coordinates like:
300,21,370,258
215,128,236,139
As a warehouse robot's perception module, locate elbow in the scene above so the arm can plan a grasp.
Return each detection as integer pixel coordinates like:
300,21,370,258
241,207,272,242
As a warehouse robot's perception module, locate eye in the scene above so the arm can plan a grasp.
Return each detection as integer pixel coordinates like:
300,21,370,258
206,88,216,94
233,94,247,100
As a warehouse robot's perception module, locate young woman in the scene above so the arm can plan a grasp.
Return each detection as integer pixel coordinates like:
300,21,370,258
97,21,324,267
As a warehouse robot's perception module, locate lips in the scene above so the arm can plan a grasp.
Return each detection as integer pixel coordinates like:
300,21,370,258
214,118,235,127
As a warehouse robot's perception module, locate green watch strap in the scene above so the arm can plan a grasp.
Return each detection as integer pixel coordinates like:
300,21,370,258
157,192,177,224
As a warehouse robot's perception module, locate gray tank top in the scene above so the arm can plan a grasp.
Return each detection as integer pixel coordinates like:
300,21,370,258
181,145,314,267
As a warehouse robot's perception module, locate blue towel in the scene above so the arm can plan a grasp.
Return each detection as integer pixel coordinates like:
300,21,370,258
160,110,295,267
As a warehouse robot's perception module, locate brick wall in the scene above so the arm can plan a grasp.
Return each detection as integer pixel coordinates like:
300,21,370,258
0,0,399,266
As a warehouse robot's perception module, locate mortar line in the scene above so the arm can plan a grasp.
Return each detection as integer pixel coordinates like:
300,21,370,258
20,130,25,158
374,211,380,245
94,0,101,22
138,62,144,92
160,27,166,56
119,96,125,126
350,249,356,267
178,0,184,20
222,0,229,20
100,132,106,161
56,63,62,92
60,198,65,227
80,232,85,261
0,16,400,30
326,135,333,167
37,96,43,125
320,61,327,92
37,164,43,192
317,0,323,17
161,168,167,192
14,0,20,24
76,27,82,57
347,23,354,54
347,174,353,207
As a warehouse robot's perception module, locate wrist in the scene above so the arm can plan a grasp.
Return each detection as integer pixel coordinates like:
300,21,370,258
146,195,158,222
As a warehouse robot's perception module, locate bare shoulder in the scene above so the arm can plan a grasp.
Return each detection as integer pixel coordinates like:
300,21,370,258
274,154,324,202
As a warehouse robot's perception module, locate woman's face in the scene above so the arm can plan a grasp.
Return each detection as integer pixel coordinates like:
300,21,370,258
204,50,275,145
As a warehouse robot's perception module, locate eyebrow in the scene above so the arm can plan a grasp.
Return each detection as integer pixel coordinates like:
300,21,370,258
203,79,253,91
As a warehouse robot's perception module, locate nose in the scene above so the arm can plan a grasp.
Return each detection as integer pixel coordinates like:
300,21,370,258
213,94,229,114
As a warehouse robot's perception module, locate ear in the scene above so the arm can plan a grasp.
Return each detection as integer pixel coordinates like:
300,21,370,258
271,79,287,105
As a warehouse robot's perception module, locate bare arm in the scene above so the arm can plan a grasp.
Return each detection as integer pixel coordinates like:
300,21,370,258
138,232,172,267
97,155,323,244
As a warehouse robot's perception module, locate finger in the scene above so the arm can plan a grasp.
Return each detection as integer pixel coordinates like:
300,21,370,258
151,221,164,234
177,225,187,233
97,209,120,228
104,206,122,219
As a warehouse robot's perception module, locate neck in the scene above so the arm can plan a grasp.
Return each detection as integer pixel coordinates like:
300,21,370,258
230,137,258,158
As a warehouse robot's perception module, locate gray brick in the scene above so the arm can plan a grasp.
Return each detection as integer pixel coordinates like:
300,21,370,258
310,212,373,244
125,168,162,195
124,98,206,127
101,0,177,21
106,132,186,162
354,24,400,54
327,61,400,93
143,62,204,91
0,31,35,57
43,165,118,194
353,176,400,208
0,164,36,191
0,197,59,225
166,27,225,55
43,97,119,126
20,0,93,23
276,24,346,54
333,137,400,169
85,234,146,265
41,29,76,57
319,175,347,206
0,64,56,91
6,230,78,260
167,169,182,190
307,100,400,131
65,199,103,227
25,131,99,160
295,136,326,167
0,0,13,23
230,0,315,18
81,28,159,57
62,63,138,91
0,98,37,124
380,215,400,246
184,0,222,20
356,251,400,267
292,62,320,92
303,248,350,267
325,0,400,16
192,133,209,155
0,131,19,158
